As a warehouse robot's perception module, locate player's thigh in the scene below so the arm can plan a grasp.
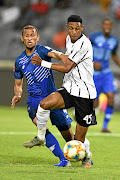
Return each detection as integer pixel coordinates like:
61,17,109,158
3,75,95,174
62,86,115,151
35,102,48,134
103,72,116,94
40,92,65,110
93,75,102,99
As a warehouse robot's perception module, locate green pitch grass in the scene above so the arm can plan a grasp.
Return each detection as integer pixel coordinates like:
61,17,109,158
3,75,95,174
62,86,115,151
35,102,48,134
0,106,120,180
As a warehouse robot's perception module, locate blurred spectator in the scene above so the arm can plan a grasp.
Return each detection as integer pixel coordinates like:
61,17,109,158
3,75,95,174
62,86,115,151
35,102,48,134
55,0,71,9
99,0,111,11
0,0,20,25
52,27,67,49
111,0,120,19
30,0,49,15
90,0,111,11
14,0,50,30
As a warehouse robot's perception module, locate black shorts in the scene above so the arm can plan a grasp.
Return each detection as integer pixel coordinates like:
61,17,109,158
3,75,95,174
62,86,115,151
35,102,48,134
58,88,97,127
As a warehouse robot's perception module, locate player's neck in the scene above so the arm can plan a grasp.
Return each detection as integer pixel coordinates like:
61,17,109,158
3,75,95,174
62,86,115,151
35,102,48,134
103,32,111,38
25,46,36,56
71,34,83,43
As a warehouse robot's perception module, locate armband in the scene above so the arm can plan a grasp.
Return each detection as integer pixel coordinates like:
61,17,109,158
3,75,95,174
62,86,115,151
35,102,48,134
41,60,52,69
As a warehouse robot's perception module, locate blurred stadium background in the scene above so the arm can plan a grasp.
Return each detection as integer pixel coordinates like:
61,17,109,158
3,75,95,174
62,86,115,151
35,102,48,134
0,0,120,110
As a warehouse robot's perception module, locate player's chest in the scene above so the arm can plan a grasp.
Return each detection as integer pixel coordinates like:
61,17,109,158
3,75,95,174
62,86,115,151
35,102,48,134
19,59,35,74
66,43,80,55
94,37,116,50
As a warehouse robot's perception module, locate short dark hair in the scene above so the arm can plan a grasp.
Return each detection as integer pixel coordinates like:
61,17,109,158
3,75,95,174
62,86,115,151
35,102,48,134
22,25,38,35
67,15,82,24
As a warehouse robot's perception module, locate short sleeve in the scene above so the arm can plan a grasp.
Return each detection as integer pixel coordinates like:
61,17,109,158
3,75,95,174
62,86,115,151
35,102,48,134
38,45,53,57
14,59,23,79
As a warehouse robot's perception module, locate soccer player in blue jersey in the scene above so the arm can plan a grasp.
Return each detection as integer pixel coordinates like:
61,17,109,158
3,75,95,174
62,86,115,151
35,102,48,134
89,18,120,132
11,25,74,167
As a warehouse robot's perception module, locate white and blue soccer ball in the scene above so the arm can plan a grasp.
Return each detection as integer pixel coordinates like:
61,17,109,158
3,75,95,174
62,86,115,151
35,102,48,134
63,140,86,161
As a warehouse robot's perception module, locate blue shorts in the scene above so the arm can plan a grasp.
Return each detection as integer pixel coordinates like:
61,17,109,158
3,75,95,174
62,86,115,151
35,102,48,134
27,95,73,127
93,71,116,100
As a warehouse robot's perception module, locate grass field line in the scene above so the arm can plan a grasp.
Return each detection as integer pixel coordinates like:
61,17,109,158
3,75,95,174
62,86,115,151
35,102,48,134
0,132,120,137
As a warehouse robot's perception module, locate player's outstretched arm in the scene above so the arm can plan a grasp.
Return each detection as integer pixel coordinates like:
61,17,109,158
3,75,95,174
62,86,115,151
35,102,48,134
11,79,23,109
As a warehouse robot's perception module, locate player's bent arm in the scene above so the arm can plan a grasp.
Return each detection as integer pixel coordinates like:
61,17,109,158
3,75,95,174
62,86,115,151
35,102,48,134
42,57,75,73
51,60,75,72
112,53,120,67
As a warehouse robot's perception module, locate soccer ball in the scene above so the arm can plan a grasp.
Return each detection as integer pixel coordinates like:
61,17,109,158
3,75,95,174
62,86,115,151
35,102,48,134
63,140,86,161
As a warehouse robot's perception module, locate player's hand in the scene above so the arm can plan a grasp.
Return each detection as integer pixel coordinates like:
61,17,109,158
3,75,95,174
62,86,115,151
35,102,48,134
31,54,42,65
11,95,21,109
60,54,69,64
54,52,69,63
94,62,102,71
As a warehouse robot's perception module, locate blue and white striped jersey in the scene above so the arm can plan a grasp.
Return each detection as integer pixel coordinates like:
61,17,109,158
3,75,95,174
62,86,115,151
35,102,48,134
14,44,57,97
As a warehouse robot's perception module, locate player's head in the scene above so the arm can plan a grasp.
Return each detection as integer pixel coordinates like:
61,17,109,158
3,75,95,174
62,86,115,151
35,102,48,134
66,15,84,43
101,18,113,36
21,25,40,50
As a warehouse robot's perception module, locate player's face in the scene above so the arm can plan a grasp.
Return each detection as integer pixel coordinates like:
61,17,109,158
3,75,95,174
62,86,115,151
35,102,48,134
66,22,84,43
102,20,113,36
21,28,39,49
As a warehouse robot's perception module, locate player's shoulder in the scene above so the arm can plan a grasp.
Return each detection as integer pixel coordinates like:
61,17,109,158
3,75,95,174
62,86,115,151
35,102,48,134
15,51,26,63
37,44,52,52
81,34,91,44
82,34,89,40
89,31,101,38
110,35,119,42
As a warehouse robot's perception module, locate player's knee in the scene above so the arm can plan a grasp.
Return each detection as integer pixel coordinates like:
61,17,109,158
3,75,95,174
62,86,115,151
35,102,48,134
107,96,114,106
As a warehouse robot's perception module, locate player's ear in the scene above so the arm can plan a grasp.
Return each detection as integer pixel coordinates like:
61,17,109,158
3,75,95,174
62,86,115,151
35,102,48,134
37,35,40,42
21,36,23,42
66,24,68,31
81,25,84,31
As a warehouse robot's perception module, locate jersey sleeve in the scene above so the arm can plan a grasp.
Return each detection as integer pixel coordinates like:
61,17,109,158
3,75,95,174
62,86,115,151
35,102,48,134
38,45,53,57
14,58,23,79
